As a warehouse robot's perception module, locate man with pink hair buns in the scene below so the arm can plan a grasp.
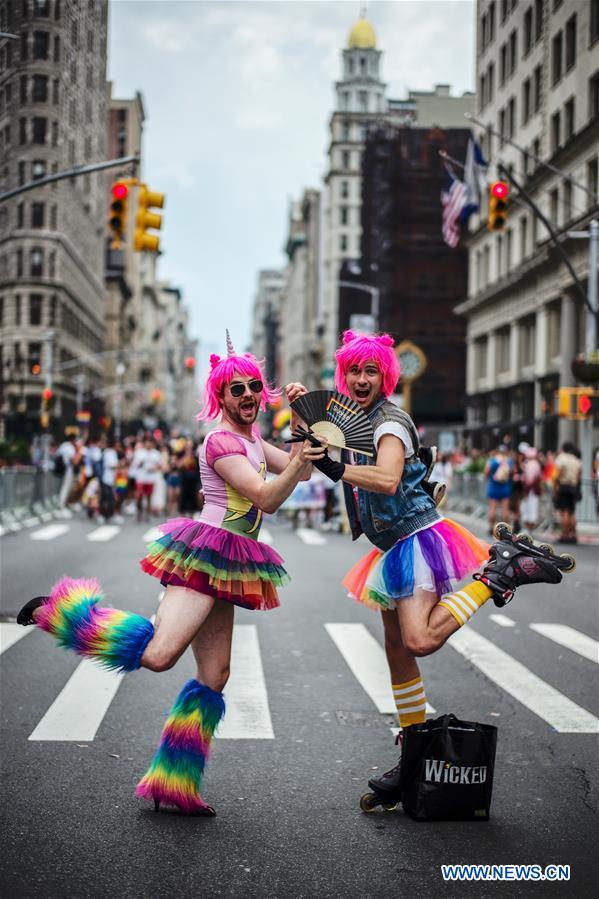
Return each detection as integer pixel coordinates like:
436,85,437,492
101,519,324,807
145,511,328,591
287,329,572,808
18,332,324,817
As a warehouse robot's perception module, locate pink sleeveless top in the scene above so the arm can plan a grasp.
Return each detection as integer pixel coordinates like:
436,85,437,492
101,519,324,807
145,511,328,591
198,426,266,539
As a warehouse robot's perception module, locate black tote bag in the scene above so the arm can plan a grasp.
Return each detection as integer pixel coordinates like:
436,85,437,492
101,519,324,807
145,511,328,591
400,714,497,821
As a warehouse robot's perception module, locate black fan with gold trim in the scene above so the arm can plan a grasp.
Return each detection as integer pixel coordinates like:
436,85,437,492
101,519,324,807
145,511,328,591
290,390,374,457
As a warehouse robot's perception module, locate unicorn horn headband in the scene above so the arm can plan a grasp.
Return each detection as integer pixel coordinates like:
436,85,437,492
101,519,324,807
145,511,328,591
226,329,236,357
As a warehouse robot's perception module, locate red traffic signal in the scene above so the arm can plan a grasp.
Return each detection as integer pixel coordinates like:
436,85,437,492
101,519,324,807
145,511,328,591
490,181,509,200
577,393,599,417
112,182,129,201
42,387,53,401
31,363,41,375
184,356,196,372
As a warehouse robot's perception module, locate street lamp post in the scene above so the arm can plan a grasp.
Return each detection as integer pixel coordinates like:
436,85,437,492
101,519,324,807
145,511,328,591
338,280,380,333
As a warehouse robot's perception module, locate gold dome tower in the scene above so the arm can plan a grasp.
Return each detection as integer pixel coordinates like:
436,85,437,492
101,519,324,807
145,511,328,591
347,15,377,50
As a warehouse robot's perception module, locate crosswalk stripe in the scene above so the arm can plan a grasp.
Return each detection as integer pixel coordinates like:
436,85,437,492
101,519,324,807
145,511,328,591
87,525,120,542
296,527,326,546
217,624,274,739
489,613,516,628
325,623,435,717
142,527,162,543
28,660,124,741
0,623,31,656
449,628,599,733
30,523,70,541
259,527,273,545
529,623,599,665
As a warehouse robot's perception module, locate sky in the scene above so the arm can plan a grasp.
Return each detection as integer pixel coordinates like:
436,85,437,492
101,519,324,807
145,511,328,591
108,0,475,362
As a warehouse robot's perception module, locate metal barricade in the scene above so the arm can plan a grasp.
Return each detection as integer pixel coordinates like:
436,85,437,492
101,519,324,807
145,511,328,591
0,467,61,529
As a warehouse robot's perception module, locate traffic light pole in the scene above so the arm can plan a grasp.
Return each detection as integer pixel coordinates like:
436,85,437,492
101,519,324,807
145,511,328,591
0,154,140,204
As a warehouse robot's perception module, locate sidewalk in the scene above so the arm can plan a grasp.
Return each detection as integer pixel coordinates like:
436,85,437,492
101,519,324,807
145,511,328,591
446,505,599,547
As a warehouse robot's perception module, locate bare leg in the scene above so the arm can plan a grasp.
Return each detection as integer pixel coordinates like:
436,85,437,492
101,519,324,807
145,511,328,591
190,600,235,693
397,587,460,658
381,609,421,685
488,498,497,533
500,497,511,525
141,585,215,672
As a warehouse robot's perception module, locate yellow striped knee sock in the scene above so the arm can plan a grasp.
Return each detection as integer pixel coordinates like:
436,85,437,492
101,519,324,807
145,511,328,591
438,581,493,627
392,676,427,727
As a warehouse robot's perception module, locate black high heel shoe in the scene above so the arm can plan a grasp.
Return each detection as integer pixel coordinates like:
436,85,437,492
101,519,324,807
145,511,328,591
153,799,216,817
16,596,49,626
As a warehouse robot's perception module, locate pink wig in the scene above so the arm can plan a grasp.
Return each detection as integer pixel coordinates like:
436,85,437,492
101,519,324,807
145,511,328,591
334,330,401,398
197,353,280,421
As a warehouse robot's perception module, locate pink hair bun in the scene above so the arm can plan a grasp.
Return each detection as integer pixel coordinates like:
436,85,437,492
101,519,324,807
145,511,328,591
377,334,394,347
209,354,221,369
342,330,357,344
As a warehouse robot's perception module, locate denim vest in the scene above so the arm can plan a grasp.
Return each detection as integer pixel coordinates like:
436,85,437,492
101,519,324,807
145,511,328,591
342,398,440,551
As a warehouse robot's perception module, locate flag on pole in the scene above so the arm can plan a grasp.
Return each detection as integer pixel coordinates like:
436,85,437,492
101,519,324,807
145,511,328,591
441,164,467,248
460,136,488,223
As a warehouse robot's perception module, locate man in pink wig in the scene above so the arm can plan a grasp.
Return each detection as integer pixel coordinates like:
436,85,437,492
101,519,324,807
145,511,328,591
18,333,324,816
288,330,571,806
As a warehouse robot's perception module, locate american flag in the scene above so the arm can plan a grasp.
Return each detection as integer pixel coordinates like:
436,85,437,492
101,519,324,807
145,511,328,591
441,164,467,248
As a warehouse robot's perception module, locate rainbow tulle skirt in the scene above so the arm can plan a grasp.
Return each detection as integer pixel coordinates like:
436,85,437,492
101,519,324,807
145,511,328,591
140,518,289,611
342,518,489,611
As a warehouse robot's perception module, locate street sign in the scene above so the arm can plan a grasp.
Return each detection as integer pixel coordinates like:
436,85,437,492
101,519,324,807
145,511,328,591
349,314,375,334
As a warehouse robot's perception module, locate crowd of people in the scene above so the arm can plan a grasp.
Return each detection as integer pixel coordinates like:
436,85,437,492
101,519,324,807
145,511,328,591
52,430,204,523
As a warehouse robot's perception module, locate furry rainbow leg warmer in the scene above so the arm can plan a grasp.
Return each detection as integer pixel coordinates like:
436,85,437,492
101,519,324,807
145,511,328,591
35,577,153,673
135,679,226,815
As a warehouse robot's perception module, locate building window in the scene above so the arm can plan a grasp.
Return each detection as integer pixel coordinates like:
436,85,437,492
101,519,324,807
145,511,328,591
32,74,48,102
524,6,533,55
341,120,350,141
15,295,22,325
358,90,368,112
17,204,24,228
587,157,598,205
534,0,543,41
20,74,27,104
590,72,599,122
30,249,43,278
48,253,56,279
552,31,563,84
341,150,349,169
522,78,531,123
551,111,561,153
32,159,46,180
50,204,57,228
52,78,59,104
533,65,542,112
19,117,27,144
500,42,508,84
31,202,45,227
53,33,59,62
34,0,50,16
18,160,26,185
340,180,349,199
519,215,528,260
340,235,348,253
520,317,536,367
21,30,28,61
564,96,575,140
547,303,560,359
549,187,559,225
565,14,577,70
488,62,494,101
532,137,541,168
592,0,599,45
51,120,58,147
340,206,349,225
489,1,496,41
32,30,49,59
563,180,572,223
475,337,488,379
32,116,46,144
497,327,510,373
508,97,516,138
509,29,517,76
49,295,57,325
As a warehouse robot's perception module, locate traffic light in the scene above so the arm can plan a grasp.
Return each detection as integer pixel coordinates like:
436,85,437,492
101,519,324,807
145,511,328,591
488,181,509,231
134,184,164,252
577,392,599,417
41,387,53,402
109,181,129,249
184,356,196,374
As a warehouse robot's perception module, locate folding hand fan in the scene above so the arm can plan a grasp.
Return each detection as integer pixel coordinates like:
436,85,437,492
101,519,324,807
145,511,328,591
290,390,374,457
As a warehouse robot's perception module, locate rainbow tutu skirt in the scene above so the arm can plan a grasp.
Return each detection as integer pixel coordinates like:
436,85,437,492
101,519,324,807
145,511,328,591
342,518,489,611
140,518,289,611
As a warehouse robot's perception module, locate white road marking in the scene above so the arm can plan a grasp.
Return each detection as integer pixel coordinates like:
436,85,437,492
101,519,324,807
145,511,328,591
449,628,599,733
325,623,435,716
142,526,162,543
259,527,273,545
87,525,120,542
489,613,516,628
217,625,274,739
28,660,124,741
296,527,327,546
30,523,70,541
0,623,31,656
530,623,599,665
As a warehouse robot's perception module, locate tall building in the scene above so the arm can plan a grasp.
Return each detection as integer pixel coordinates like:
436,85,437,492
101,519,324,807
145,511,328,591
279,189,321,389
0,0,109,440
321,14,476,369
458,0,599,451
251,268,285,382
340,125,471,433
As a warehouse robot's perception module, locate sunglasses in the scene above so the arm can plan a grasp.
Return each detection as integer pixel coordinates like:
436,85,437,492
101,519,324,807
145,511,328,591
229,379,263,398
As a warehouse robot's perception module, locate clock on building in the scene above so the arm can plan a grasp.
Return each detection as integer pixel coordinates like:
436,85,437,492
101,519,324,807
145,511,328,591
395,340,427,383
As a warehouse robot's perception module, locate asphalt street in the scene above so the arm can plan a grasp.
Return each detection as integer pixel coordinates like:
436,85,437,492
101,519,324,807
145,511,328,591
0,511,597,899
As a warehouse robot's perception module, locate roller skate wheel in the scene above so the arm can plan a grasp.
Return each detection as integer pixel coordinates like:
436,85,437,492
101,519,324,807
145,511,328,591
382,801,401,812
559,554,576,573
516,533,533,546
359,792,379,814
493,522,512,540
538,543,555,555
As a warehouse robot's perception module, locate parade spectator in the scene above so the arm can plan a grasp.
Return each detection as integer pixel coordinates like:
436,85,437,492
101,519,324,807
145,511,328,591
510,442,529,532
553,442,582,544
166,447,183,515
521,446,542,531
179,439,200,516
98,435,118,523
133,436,162,523
55,433,78,511
485,444,513,535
